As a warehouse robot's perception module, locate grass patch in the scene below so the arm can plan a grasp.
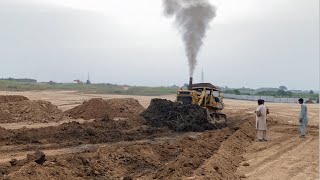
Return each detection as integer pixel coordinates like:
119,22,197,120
0,80,178,96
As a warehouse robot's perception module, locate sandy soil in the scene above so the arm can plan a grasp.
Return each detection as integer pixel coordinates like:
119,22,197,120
223,99,319,126
236,124,319,180
0,90,318,179
0,90,174,111
0,91,317,125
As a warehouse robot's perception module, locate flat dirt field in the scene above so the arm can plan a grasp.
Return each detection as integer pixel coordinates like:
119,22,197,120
0,90,318,180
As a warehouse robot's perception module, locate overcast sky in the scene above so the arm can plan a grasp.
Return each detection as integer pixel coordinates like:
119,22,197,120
0,0,319,90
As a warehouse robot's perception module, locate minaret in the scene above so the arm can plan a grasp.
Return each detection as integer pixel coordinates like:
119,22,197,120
201,68,204,83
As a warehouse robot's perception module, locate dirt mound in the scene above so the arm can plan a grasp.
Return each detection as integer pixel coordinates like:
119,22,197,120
142,98,214,132
193,121,256,179
1,119,255,180
64,98,109,120
106,98,145,118
65,98,145,120
0,116,164,147
0,95,29,104
305,99,314,104
0,109,12,122
5,162,75,180
0,100,64,123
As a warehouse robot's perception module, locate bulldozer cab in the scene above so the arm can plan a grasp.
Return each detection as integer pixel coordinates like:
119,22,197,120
176,83,224,110
191,83,223,109
177,82,226,124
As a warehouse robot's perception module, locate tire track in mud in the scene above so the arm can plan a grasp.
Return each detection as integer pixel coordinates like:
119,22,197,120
237,124,319,180
245,137,313,177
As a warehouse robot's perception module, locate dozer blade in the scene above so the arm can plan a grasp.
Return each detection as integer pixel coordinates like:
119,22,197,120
206,109,227,127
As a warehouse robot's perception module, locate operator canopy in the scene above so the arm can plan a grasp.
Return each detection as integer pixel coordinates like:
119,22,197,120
191,83,221,91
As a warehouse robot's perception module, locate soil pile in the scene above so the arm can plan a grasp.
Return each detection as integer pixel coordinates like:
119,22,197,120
0,100,63,123
193,121,256,179
142,98,214,132
106,98,145,118
65,98,145,120
64,98,109,120
1,118,256,180
5,162,75,180
305,99,314,104
0,95,29,104
0,117,164,147
0,109,12,122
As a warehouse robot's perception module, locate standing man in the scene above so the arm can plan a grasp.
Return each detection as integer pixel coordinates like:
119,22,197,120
255,99,268,141
298,98,308,138
261,100,270,115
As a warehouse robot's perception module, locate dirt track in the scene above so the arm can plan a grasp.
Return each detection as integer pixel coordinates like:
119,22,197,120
236,124,319,180
0,91,318,179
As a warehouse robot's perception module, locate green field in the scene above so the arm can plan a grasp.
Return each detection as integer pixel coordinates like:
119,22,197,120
0,80,318,99
0,80,178,96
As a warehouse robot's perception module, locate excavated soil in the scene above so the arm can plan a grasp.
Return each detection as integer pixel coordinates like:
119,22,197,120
0,110,12,122
0,115,166,147
0,100,64,123
142,99,215,132
305,99,314,104
0,118,256,180
0,95,29,104
0,96,259,180
65,98,145,120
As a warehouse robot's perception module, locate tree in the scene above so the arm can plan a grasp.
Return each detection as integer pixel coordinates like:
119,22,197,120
279,86,287,91
310,90,314,94
277,89,286,96
233,89,241,95
276,89,292,97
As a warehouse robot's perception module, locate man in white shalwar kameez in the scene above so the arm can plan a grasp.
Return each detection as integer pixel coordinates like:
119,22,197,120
298,98,308,138
255,99,267,141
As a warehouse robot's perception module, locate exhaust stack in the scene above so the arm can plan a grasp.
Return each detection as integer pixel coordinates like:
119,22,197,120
188,77,193,90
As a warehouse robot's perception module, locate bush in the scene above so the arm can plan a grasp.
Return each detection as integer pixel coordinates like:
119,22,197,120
7,85,17,89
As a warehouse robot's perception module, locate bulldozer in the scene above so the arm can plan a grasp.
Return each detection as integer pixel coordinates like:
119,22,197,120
176,77,227,124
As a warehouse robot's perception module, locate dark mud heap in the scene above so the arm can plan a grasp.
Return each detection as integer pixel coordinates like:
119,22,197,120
142,99,214,132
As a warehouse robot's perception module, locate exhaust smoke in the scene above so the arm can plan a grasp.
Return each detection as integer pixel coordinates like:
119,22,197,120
163,0,216,77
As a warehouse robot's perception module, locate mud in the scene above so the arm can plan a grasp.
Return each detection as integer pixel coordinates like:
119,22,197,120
65,98,145,120
305,99,314,104
0,95,29,104
193,121,256,179
0,96,258,180
0,110,12,123
0,100,64,123
0,118,256,180
142,99,214,132
0,116,168,148
0,92,318,180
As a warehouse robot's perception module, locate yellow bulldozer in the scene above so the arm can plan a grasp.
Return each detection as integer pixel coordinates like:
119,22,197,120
176,78,227,124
